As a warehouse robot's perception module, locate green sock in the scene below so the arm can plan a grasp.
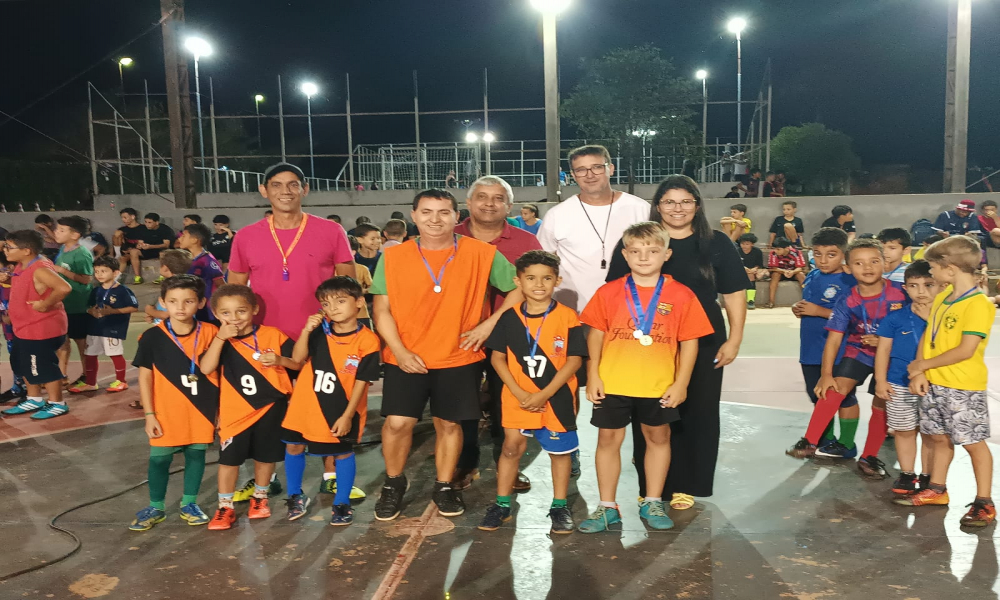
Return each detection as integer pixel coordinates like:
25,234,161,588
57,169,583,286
150,500,166,510
838,418,859,449
147,452,173,509
180,495,198,506
747,289,757,302
181,447,207,500
551,498,567,509
496,495,512,508
820,421,836,443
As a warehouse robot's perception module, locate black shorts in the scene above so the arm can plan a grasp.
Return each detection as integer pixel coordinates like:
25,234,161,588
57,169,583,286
218,402,288,466
11,335,65,385
140,248,161,261
800,364,859,408
590,394,680,429
381,363,481,422
66,313,89,341
832,356,874,386
280,428,354,456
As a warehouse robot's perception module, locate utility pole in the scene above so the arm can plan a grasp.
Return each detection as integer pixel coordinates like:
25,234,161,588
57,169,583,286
160,0,196,207
943,0,971,193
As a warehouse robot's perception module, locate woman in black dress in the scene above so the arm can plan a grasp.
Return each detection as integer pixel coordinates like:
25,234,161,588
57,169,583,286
606,175,749,509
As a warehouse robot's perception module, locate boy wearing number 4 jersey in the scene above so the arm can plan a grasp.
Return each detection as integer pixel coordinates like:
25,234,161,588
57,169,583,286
282,277,381,526
200,284,298,531
478,250,587,534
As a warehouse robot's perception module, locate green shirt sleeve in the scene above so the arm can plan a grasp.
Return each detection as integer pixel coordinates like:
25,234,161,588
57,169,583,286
369,254,387,295
488,250,517,293
60,246,94,313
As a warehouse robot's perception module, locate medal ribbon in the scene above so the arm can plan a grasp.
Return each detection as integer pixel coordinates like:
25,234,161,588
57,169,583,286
858,286,888,335
930,286,979,348
232,326,260,357
625,275,665,337
267,214,309,281
416,235,458,291
166,321,201,378
523,301,556,361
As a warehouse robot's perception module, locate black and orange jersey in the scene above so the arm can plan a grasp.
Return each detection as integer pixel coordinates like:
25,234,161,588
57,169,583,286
133,321,221,447
484,301,587,432
282,325,381,444
215,325,295,441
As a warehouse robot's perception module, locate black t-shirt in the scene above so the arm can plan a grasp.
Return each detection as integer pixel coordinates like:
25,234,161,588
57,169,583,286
739,246,764,270
140,224,175,259
762,182,775,197
209,231,235,262
768,216,805,239
118,224,145,249
607,230,749,348
821,216,856,233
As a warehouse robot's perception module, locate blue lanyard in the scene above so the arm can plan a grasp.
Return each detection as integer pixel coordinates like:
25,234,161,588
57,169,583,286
415,235,458,292
858,286,888,335
166,321,201,377
98,284,118,308
930,286,979,349
625,275,665,336
322,319,363,340
523,301,555,360
11,256,41,277
233,325,260,358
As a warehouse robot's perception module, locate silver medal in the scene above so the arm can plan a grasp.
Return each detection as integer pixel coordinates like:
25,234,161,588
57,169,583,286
252,352,261,360
639,335,653,346
633,329,643,339
433,285,442,293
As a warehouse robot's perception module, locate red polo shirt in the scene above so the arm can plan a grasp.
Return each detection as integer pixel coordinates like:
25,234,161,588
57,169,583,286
455,218,542,312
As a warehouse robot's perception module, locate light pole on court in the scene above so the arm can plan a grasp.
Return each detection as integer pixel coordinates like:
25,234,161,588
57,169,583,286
301,82,319,179
696,69,708,181
943,0,971,193
531,0,571,203
117,57,133,110
254,94,264,150
184,36,212,192
727,17,746,153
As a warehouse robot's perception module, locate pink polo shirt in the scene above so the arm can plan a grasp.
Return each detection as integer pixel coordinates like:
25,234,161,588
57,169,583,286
229,214,353,339
454,218,542,312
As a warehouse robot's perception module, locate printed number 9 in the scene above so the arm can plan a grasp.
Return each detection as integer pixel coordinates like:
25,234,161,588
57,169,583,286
241,374,257,396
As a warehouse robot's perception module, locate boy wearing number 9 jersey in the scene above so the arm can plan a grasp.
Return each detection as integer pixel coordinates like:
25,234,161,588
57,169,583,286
479,250,588,534
200,284,299,531
282,277,381,525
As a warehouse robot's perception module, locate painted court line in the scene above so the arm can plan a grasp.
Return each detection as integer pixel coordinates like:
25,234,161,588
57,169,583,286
371,502,438,600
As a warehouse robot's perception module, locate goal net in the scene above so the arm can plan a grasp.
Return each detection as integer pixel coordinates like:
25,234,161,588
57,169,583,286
354,144,481,190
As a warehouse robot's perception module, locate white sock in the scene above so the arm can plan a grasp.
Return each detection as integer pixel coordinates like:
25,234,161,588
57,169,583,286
270,473,277,483
323,472,336,481
644,497,662,503
599,500,617,508
27,396,43,403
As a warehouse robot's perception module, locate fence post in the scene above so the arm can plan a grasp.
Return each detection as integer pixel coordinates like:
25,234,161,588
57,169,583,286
278,75,286,162
413,71,422,189
114,110,124,194
483,68,491,176
144,80,154,192
86,83,100,199
346,73,355,190
766,81,772,171
210,77,220,194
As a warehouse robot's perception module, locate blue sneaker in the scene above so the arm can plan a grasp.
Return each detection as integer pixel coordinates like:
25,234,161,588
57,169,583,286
330,503,354,526
570,450,581,478
179,502,210,525
578,505,622,534
815,440,857,459
3,398,46,416
129,506,166,531
30,402,70,420
639,500,675,530
286,494,311,521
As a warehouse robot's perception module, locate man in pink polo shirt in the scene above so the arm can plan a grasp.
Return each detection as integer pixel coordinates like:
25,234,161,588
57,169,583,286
453,175,542,491
228,163,355,339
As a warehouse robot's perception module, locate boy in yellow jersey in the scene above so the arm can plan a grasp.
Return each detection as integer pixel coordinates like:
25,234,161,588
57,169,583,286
897,236,996,528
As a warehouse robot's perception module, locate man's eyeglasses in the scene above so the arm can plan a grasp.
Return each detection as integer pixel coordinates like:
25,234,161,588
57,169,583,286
3,244,22,251
660,199,697,209
571,163,609,177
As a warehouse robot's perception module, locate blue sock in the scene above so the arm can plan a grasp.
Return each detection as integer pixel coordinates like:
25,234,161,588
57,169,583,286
333,454,356,506
284,450,306,497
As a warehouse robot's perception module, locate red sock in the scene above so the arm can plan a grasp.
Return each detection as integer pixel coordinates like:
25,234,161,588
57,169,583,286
84,355,99,386
111,355,127,382
862,408,888,459
805,391,846,445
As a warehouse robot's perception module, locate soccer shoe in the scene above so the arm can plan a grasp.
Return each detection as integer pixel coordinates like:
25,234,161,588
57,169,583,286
452,468,480,491
478,503,513,531
268,478,283,496
639,500,675,530
894,487,950,506
179,503,210,525
374,476,409,521
152,276,165,284
2,398,46,415
133,276,144,284
747,300,756,310
960,501,997,528
0,387,26,403
918,474,931,491
285,494,311,521
814,441,857,459
512,472,531,492
785,438,817,459
68,382,99,394
128,506,166,531
319,478,367,500
548,506,574,534
891,473,919,495
857,455,889,479
248,497,271,519
330,504,355,526
233,479,256,502
208,507,237,530
578,505,622,534
106,380,129,393
30,402,70,420
570,450,581,478
432,483,465,517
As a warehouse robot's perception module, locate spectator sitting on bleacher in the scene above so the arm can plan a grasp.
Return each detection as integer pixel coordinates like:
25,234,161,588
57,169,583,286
933,198,982,238
977,200,1000,248
118,208,146,283
821,205,857,243
173,214,202,248
724,186,741,199
913,233,944,261
134,213,174,283
738,233,766,310
720,203,751,243
768,201,805,247
767,236,807,308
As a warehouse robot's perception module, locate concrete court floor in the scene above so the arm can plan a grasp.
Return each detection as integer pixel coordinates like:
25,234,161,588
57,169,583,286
3,309,1000,599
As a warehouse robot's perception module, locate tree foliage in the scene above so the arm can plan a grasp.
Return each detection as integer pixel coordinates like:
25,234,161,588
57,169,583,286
770,123,861,195
561,45,699,192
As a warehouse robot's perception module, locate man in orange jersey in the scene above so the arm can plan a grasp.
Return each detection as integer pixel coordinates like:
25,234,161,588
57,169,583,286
371,189,524,521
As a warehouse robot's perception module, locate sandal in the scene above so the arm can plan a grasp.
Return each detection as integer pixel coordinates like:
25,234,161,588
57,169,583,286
129,400,143,409
670,493,695,510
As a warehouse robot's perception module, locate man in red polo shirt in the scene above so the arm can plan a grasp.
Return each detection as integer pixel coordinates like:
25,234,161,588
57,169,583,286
453,176,542,491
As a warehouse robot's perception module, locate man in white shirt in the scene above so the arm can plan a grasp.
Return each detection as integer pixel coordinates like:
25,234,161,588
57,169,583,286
537,145,650,312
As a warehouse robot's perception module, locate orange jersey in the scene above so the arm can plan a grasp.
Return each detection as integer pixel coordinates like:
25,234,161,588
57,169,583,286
216,325,295,441
580,275,714,398
133,321,220,447
282,325,381,444
485,302,587,432
370,235,517,369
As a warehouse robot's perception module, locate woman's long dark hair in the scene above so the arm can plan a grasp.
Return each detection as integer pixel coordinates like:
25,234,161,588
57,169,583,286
650,175,715,285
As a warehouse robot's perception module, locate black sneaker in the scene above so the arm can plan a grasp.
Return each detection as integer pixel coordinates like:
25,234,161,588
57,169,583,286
0,387,25,404
432,482,465,517
548,506,574,535
785,438,817,459
918,474,931,491
477,503,512,531
374,475,408,521
814,441,857,459
891,472,919,495
857,455,889,480
747,300,756,310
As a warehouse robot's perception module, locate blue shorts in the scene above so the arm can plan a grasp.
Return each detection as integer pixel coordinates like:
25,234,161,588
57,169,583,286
520,427,579,455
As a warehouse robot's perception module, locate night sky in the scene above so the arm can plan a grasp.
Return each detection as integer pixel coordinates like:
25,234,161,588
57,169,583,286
2,0,998,177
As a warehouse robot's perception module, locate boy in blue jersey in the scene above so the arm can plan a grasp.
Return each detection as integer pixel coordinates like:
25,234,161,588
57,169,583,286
873,260,939,496
790,228,857,449
788,239,909,480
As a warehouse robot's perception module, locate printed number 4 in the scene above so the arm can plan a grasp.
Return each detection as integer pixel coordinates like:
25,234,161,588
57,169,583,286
181,374,198,396
313,369,337,394
523,356,548,379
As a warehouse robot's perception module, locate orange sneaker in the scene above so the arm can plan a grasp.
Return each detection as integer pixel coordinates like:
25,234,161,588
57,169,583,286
894,487,950,506
248,497,271,519
207,507,236,530
960,500,997,528
106,380,128,393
